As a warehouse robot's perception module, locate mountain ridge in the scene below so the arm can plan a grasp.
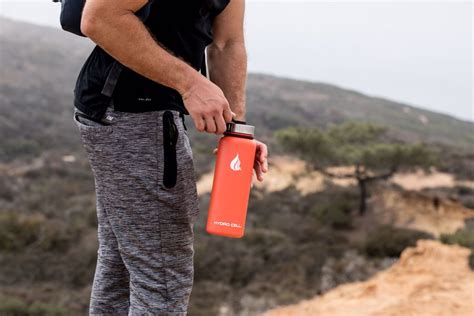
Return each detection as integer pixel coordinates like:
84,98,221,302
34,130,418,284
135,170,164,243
1,16,473,164
1,16,471,123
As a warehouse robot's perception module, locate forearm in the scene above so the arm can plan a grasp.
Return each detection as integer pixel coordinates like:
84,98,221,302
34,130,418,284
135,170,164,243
81,4,200,95
207,41,247,121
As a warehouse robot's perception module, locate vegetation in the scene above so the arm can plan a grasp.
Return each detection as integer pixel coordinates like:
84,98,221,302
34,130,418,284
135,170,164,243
0,162,375,315
440,228,474,249
310,190,358,229
277,122,437,214
0,296,68,316
440,227,474,270
362,226,433,258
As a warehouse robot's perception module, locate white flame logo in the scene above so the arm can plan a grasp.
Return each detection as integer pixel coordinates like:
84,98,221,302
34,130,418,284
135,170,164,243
230,154,241,171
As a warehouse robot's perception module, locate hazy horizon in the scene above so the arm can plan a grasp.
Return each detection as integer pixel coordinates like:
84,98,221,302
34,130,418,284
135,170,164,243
0,0,472,121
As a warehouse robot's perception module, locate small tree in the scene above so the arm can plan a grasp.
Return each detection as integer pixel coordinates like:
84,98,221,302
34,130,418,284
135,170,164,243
276,122,437,215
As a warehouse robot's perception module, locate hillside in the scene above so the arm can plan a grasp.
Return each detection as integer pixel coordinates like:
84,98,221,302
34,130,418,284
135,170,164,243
264,240,474,316
1,16,473,166
1,151,473,315
1,17,473,316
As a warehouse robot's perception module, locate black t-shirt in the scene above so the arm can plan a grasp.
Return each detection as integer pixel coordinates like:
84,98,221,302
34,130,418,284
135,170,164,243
74,0,230,121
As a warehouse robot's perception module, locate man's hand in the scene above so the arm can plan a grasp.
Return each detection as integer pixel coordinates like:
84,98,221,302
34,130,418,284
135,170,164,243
253,140,268,182
181,76,235,134
212,139,269,183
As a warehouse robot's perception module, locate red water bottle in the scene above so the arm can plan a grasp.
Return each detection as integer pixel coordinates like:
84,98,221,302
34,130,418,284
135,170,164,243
206,122,256,238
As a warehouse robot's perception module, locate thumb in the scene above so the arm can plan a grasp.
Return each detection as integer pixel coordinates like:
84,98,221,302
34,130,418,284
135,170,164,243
223,107,235,123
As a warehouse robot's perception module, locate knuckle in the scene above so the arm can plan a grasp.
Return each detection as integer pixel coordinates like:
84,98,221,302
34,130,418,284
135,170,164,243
195,124,205,131
204,108,215,116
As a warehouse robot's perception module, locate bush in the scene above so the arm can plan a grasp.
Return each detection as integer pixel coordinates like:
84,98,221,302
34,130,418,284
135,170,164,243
27,301,68,316
469,251,474,270
307,188,358,230
0,296,29,316
362,226,433,258
0,212,75,252
311,199,353,230
0,212,43,251
0,296,68,316
440,229,474,249
443,226,474,271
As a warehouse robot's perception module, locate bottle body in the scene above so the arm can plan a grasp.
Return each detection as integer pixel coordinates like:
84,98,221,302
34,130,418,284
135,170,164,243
206,134,257,238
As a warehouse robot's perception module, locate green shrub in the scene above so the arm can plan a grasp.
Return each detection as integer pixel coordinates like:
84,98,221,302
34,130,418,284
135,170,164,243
0,296,29,316
445,226,474,270
469,251,474,270
440,229,474,249
27,302,68,316
310,194,356,230
0,296,68,316
0,212,43,251
362,226,433,258
311,201,353,229
0,212,74,252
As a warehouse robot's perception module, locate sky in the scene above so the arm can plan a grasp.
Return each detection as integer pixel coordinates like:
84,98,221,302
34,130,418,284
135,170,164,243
0,0,472,121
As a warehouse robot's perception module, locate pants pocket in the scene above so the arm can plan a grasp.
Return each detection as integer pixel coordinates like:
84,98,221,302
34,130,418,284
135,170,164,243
74,111,112,128
162,111,178,189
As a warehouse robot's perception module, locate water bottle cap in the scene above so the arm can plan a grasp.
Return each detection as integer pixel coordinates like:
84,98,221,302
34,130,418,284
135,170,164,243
225,122,255,138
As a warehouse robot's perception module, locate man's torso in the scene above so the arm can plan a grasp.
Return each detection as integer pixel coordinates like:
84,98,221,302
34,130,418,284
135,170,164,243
74,0,230,121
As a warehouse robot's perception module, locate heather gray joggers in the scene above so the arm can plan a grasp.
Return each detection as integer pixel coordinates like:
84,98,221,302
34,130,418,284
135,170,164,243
73,104,199,315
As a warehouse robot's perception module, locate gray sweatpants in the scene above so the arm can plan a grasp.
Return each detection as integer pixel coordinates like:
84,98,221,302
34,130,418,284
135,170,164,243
73,104,199,316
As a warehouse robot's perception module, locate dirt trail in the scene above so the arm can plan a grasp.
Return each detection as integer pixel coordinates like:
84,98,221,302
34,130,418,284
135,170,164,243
264,240,474,316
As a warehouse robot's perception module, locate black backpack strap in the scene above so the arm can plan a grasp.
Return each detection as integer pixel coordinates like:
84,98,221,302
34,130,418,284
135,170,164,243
101,61,124,97
100,0,154,98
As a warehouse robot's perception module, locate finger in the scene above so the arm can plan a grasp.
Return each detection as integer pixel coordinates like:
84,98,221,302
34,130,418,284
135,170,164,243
213,148,218,155
223,107,234,123
254,160,264,182
258,143,268,163
204,116,217,134
261,154,268,173
192,114,205,132
257,145,268,172
214,114,227,135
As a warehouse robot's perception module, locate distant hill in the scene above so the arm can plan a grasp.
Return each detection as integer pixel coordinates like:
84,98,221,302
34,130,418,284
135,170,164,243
1,16,473,164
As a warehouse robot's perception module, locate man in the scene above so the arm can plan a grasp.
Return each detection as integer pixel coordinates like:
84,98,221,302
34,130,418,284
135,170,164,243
72,0,268,315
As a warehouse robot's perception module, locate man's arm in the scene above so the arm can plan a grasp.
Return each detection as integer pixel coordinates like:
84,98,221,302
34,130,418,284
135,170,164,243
207,0,247,121
208,0,268,181
81,0,233,133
